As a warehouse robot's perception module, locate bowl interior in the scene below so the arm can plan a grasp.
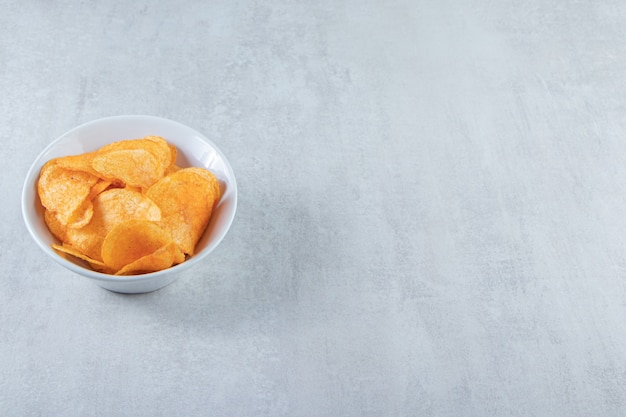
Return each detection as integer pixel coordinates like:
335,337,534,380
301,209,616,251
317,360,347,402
22,115,237,284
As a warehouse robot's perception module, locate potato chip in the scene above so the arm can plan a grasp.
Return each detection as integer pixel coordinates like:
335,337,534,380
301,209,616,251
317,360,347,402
91,136,173,189
115,241,185,276
89,262,117,274
98,136,173,167
54,152,100,176
142,136,175,169
146,168,217,255
38,161,99,227
95,188,161,225
65,188,161,261
52,243,107,268
101,220,174,272
54,152,125,188
182,167,222,206
92,148,162,190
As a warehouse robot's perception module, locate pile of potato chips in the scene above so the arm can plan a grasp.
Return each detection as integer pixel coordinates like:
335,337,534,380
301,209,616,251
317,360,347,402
37,135,221,275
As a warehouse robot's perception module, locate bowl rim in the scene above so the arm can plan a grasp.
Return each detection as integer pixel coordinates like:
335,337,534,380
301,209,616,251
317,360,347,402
21,114,238,283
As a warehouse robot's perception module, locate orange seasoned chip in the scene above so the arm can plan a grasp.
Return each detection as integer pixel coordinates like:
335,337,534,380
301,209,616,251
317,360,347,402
141,136,175,168
65,188,161,261
183,167,221,205
146,168,217,255
52,243,107,268
56,152,126,187
89,262,117,274
54,151,99,176
98,136,172,166
92,148,162,190
101,220,174,272
115,241,185,276
52,243,116,274
91,136,173,189
94,188,161,223
37,160,99,226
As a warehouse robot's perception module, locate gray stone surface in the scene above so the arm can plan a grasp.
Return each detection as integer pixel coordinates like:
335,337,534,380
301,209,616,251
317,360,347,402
3,0,626,415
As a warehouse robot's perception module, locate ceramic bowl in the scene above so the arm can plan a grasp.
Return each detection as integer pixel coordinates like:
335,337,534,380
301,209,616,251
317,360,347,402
21,115,237,293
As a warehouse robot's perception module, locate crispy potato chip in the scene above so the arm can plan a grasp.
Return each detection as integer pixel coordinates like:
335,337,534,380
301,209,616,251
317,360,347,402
55,153,125,187
115,241,185,275
146,168,217,255
38,161,99,226
101,220,174,272
94,188,161,225
141,136,175,168
65,188,161,261
52,243,107,268
92,136,173,189
98,136,172,166
54,152,99,176
51,243,116,274
92,148,162,190
182,167,221,206
89,262,117,274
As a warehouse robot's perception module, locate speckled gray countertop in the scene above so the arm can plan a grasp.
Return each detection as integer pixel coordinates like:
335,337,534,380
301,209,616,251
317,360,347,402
3,1,626,416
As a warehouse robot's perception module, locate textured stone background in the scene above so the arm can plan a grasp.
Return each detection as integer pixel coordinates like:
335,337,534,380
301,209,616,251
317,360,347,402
3,0,626,415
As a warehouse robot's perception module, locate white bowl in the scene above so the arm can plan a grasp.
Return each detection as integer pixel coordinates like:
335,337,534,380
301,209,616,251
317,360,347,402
21,115,238,293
